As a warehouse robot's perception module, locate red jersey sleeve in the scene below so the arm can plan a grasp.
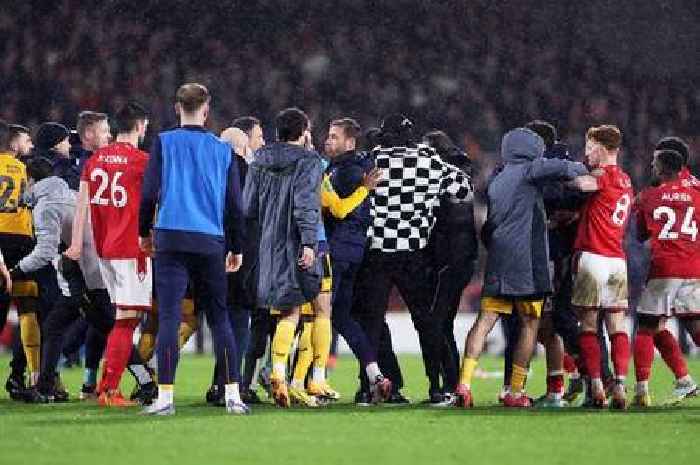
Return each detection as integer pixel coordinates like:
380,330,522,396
80,157,92,182
634,193,650,241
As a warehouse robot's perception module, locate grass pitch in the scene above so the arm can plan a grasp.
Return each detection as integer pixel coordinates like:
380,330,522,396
1,353,699,465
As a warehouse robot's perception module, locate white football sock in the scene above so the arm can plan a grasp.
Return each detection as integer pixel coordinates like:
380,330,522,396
366,362,381,381
312,367,326,384
225,383,242,404
636,381,649,395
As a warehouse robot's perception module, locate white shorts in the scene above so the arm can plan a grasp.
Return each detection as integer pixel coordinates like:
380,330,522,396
99,258,152,310
638,278,700,317
571,251,628,311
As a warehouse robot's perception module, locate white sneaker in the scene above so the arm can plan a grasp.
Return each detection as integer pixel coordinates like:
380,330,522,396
141,402,175,416
430,392,458,408
226,400,251,415
665,379,697,405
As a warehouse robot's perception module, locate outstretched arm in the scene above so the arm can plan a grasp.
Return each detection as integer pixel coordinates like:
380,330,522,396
321,168,381,219
568,175,599,192
138,136,163,254
19,202,61,273
439,159,473,202
64,180,90,260
527,157,589,185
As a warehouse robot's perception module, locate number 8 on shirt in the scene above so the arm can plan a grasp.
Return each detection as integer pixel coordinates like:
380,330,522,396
572,165,634,310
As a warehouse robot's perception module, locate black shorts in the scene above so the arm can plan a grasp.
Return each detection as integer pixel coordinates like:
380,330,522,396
0,234,37,298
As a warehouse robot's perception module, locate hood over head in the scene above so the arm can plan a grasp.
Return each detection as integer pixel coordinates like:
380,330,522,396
253,142,319,172
501,128,545,163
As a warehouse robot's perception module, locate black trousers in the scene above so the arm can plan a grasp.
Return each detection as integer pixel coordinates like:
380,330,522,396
3,263,60,378
355,249,442,394
377,321,403,392
61,317,88,356
38,259,114,392
241,309,274,389
351,273,404,394
429,259,475,392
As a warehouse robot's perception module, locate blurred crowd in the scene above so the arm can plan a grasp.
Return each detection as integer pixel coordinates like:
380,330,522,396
0,0,697,191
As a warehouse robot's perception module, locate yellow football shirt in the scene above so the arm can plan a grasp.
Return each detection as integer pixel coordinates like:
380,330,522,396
0,152,33,238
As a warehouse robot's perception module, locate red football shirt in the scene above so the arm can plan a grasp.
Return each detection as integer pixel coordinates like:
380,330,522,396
679,167,700,190
81,142,149,259
636,179,700,279
574,164,634,258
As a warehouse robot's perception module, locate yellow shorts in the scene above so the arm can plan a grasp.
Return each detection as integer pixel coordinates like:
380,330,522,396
270,302,315,316
301,302,314,316
12,280,38,298
1,240,38,298
269,254,332,316
480,296,544,318
321,253,332,293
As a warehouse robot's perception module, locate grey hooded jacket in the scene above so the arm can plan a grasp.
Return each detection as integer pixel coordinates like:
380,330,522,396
242,143,323,310
18,176,104,290
481,128,588,298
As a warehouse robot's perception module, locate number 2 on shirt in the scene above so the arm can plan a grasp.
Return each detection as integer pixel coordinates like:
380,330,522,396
90,168,128,208
653,206,698,241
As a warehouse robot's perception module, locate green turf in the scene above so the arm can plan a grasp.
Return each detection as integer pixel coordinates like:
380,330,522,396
1,353,699,465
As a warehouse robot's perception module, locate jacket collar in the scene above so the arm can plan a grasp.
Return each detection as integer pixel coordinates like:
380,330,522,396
180,125,208,132
330,150,356,166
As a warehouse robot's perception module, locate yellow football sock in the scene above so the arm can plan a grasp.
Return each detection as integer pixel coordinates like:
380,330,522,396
271,319,296,380
292,321,314,385
459,357,478,388
137,311,158,362
178,298,198,348
137,331,156,362
511,364,528,393
312,316,331,380
19,312,41,383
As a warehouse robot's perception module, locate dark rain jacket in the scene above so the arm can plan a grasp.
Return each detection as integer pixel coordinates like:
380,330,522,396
429,149,478,267
481,128,588,298
242,142,323,310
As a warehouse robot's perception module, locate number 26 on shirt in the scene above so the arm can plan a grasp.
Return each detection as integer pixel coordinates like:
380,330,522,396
90,168,127,208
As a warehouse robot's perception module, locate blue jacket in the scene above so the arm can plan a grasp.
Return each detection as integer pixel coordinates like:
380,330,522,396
324,150,372,264
139,125,244,255
481,128,588,298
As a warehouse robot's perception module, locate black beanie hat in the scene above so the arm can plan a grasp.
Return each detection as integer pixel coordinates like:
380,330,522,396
379,114,414,147
36,122,69,150
380,114,413,136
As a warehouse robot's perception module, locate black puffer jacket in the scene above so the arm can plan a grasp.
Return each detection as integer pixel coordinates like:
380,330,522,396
429,148,478,266
26,148,81,190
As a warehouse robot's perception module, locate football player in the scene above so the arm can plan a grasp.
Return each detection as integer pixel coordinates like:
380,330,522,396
632,148,698,406
0,120,43,396
65,102,152,407
571,125,634,409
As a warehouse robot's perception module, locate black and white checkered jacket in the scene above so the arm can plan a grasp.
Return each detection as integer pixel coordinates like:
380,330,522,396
368,144,473,252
